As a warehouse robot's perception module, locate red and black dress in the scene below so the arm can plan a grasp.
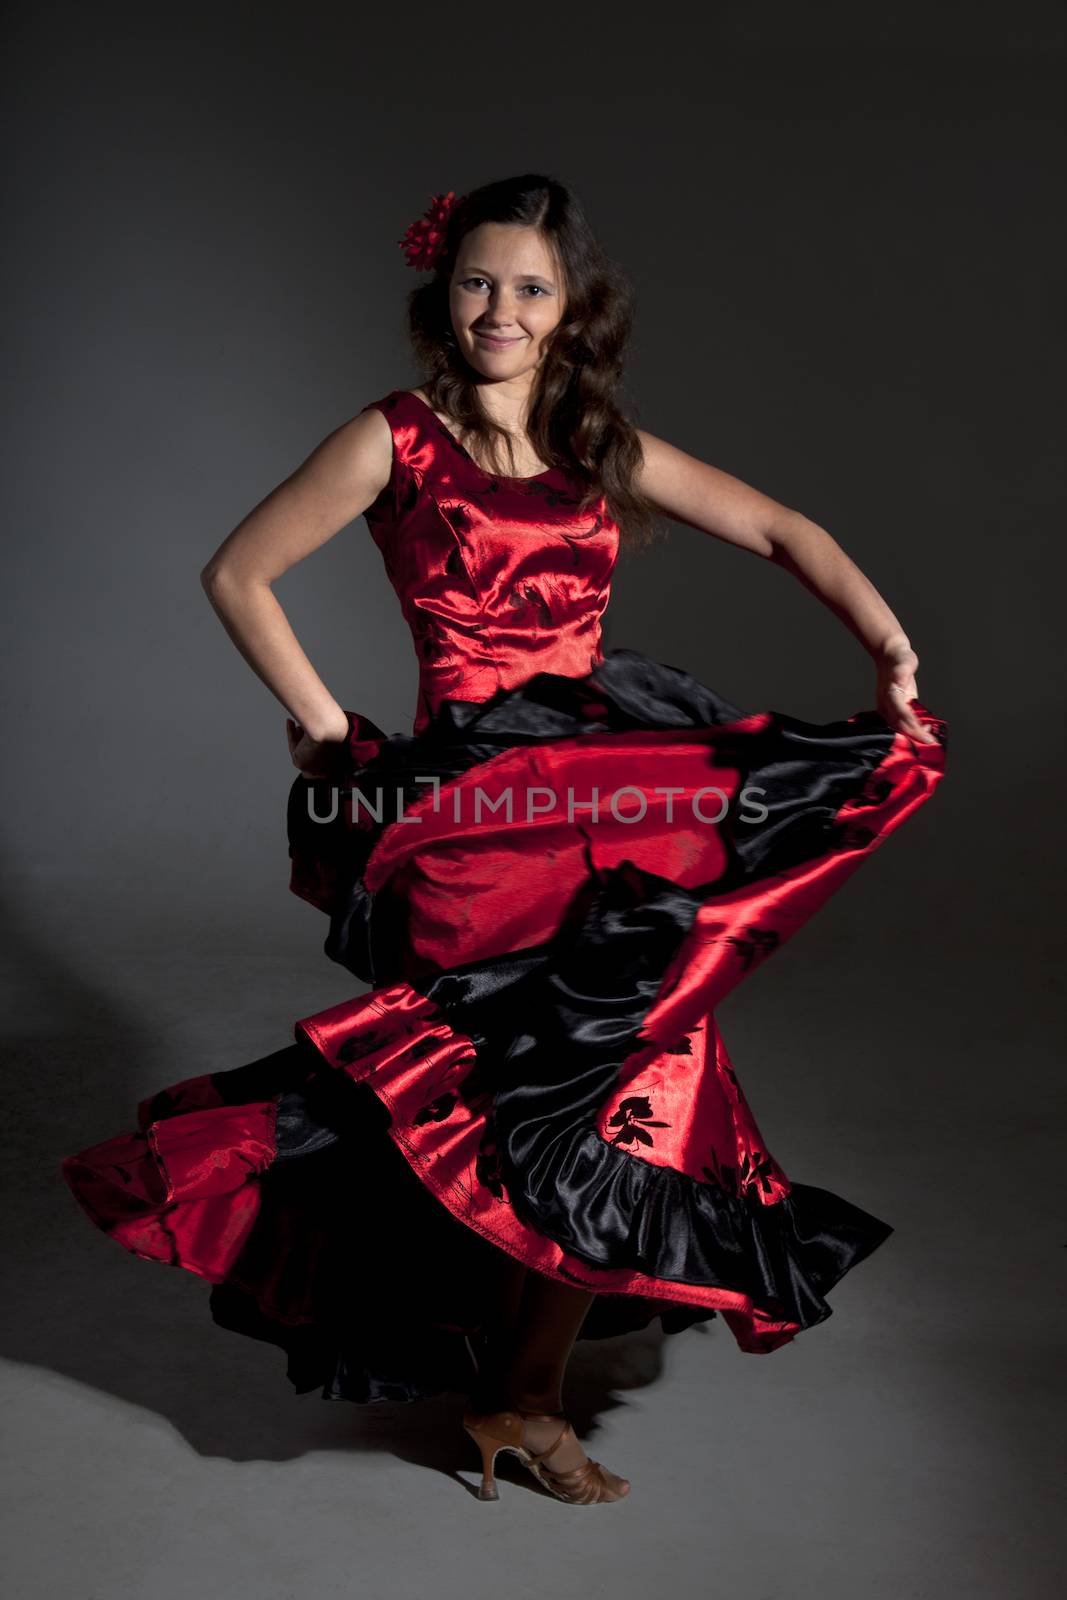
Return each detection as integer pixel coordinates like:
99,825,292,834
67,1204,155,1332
62,388,948,1402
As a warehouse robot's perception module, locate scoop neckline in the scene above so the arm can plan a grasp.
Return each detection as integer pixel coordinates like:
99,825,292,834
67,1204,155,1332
400,388,560,483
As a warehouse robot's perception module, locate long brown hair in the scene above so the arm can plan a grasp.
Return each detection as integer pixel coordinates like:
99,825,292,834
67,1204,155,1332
406,173,666,549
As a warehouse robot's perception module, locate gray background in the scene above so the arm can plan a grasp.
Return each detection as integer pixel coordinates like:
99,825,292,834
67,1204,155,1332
3,3,1063,1597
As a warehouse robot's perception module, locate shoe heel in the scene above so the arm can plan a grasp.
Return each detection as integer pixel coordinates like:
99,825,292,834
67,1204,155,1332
463,1423,501,1502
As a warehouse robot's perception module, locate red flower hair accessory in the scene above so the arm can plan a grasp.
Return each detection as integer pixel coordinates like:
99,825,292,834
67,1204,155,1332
397,190,463,270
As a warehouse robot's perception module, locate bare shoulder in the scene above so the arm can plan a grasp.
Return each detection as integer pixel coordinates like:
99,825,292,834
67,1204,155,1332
631,426,670,470
199,403,400,586
338,401,394,466
266,399,396,539
629,426,784,557
296,402,394,498
631,426,701,471
629,425,714,500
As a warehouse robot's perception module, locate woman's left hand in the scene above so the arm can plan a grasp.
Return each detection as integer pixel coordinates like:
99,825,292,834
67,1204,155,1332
875,641,940,744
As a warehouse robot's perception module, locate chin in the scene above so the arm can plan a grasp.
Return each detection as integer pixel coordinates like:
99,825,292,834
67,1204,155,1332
468,348,538,377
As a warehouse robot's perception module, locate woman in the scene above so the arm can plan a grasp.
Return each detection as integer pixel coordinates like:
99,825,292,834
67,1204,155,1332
62,172,946,1507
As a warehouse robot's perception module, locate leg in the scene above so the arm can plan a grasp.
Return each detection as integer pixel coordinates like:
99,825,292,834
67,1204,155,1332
502,1270,595,1414
469,1250,529,1411
461,1264,632,1502
497,1272,629,1490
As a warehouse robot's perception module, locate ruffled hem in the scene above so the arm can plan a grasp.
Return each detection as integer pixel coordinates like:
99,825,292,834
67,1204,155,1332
62,646,947,1398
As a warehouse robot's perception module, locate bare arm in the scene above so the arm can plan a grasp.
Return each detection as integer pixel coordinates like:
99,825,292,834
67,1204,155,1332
634,429,938,743
200,406,393,745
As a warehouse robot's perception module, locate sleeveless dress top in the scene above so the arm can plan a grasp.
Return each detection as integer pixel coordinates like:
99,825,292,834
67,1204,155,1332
61,385,949,1403
361,388,618,733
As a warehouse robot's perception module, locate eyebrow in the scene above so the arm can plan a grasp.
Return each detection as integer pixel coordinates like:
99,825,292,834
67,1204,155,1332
458,266,557,285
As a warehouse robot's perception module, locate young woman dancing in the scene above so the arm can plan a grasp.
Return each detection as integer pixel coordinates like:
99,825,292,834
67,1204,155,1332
63,172,947,1507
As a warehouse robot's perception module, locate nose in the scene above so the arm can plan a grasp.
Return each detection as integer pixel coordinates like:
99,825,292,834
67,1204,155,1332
479,285,519,328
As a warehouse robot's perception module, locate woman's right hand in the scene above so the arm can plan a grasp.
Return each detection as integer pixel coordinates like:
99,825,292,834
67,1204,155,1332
286,716,350,780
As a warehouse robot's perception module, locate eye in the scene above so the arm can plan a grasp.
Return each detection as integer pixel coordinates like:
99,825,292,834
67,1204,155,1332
459,277,549,296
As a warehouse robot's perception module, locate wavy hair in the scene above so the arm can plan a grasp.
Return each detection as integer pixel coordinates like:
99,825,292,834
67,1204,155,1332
405,172,666,549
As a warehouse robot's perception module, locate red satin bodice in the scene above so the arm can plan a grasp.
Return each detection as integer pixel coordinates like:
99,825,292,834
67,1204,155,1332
359,389,620,733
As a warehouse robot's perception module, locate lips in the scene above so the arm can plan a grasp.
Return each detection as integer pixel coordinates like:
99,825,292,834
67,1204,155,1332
475,333,524,346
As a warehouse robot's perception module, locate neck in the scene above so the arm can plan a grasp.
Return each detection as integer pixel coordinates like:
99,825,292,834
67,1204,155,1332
471,376,536,434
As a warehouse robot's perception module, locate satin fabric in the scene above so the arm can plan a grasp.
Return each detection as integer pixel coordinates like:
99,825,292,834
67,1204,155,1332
286,649,943,1354
361,387,616,735
62,387,949,1397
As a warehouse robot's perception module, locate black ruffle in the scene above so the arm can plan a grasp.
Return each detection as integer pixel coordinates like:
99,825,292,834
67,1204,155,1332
413,858,893,1328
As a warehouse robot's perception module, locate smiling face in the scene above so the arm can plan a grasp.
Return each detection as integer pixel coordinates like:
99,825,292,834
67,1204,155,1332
449,222,566,383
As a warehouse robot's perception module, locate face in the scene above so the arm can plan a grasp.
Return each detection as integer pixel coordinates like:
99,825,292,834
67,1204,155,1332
449,223,565,383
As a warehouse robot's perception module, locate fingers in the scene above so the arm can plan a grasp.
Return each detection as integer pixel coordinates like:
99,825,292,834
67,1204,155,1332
897,704,939,745
885,682,939,745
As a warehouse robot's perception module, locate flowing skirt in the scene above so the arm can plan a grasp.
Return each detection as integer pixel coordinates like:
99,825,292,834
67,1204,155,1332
62,648,947,1400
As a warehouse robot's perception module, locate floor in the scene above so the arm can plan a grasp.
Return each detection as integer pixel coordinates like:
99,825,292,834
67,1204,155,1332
2,903,1060,1600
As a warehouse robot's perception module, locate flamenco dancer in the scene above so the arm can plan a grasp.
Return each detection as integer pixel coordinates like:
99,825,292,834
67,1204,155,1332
62,173,947,1506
